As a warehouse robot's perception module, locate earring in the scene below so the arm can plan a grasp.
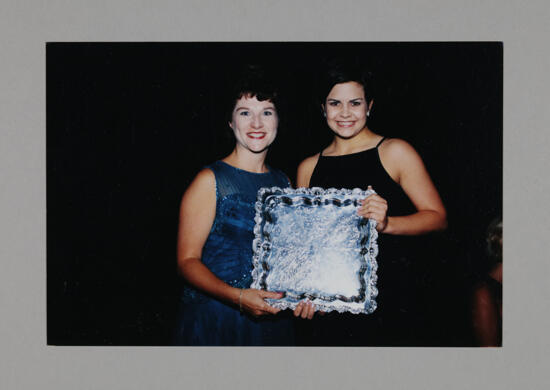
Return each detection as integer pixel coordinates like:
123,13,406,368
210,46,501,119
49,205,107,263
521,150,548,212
366,111,370,117
323,112,326,117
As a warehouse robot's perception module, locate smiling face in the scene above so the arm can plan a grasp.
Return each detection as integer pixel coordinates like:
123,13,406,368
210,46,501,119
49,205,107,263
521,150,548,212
229,94,278,154
324,81,372,139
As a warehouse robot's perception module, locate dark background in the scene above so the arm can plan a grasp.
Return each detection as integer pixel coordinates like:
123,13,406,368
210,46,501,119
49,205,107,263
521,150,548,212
47,43,502,346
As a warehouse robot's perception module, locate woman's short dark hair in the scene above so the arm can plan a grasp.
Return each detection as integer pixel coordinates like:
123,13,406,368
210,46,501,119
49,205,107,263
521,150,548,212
318,58,375,104
225,64,280,123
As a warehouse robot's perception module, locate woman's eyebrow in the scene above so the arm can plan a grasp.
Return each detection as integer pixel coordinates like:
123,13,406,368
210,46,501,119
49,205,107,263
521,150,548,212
235,106,276,111
327,98,363,102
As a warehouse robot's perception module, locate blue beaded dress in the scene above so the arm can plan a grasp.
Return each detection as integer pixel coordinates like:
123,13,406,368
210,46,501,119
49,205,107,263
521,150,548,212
174,161,295,346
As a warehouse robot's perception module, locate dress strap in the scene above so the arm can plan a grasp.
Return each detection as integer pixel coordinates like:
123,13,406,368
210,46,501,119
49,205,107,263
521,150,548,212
375,137,387,148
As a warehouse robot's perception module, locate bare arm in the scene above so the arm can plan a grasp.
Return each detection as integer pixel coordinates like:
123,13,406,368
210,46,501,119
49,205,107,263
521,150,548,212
472,284,500,346
360,139,447,235
177,169,282,316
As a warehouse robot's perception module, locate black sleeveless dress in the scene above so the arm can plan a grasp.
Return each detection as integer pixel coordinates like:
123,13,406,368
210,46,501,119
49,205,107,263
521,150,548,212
298,137,420,346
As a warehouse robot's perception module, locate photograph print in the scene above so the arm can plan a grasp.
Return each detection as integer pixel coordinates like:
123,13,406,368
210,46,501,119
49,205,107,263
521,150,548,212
47,42,502,346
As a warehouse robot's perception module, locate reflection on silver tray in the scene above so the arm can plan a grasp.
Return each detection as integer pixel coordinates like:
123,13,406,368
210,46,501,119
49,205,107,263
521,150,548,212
251,187,379,314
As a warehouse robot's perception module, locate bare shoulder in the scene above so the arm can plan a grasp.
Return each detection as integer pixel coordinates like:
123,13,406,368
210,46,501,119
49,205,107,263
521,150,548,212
379,138,425,168
193,168,216,187
181,168,216,203
296,153,320,188
377,138,427,184
379,138,419,158
298,153,320,172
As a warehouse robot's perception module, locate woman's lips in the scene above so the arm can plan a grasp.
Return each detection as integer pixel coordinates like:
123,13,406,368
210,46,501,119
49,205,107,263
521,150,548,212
337,121,355,127
247,132,266,139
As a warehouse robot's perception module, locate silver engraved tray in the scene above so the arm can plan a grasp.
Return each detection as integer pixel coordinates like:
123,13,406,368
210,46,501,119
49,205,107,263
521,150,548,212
251,187,379,314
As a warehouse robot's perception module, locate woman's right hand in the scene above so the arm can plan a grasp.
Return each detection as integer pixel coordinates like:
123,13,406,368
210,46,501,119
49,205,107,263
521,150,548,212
293,300,326,320
239,289,284,317
293,300,316,320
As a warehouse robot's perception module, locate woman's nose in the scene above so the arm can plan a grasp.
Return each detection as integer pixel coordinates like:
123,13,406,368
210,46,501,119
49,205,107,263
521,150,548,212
340,105,351,117
251,115,263,128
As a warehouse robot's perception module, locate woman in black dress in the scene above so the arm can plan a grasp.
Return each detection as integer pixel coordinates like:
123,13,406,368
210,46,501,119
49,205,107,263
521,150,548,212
295,61,447,345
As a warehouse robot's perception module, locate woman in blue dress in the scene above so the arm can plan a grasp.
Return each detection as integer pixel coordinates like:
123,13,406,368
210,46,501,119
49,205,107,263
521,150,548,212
174,67,314,346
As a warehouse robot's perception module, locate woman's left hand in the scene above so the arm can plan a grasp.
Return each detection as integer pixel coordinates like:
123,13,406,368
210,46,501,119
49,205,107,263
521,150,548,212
358,186,388,232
